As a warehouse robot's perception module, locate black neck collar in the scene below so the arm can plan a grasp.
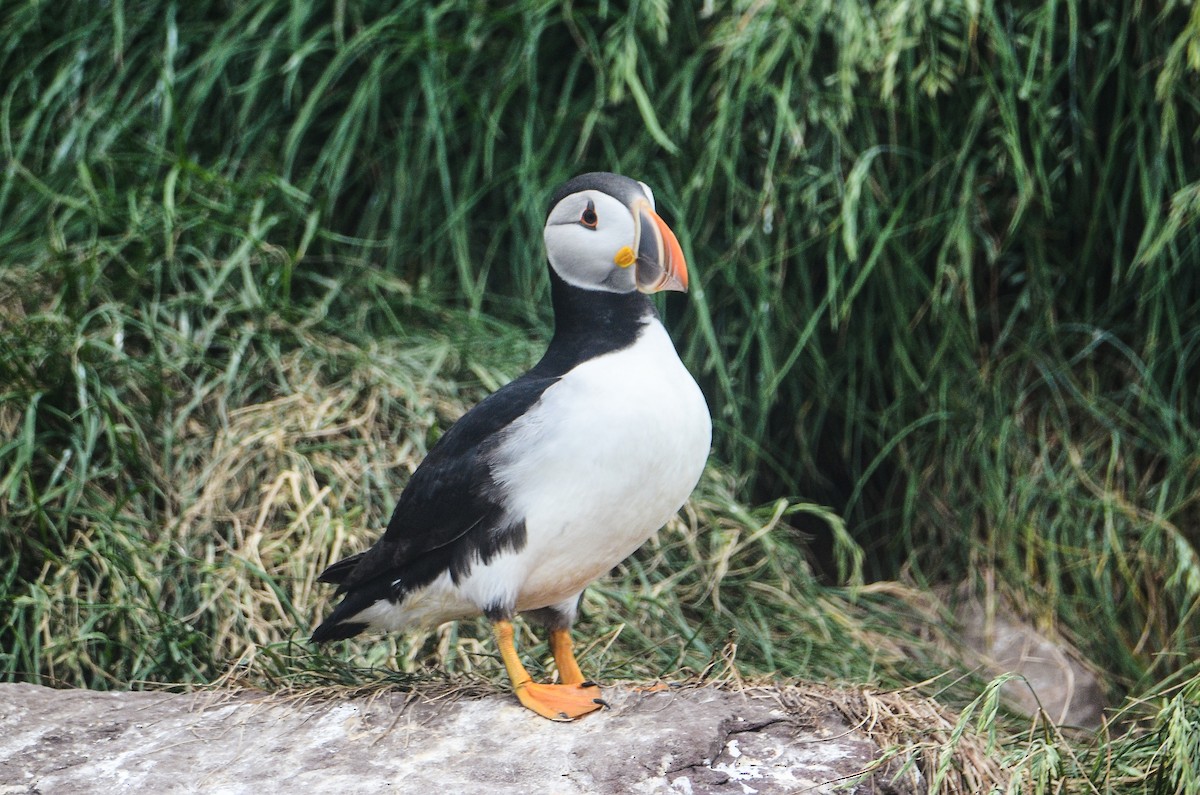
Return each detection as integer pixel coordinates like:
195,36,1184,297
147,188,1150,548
529,267,657,378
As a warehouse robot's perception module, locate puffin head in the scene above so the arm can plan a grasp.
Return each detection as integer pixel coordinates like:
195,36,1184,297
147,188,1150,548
543,172,688,295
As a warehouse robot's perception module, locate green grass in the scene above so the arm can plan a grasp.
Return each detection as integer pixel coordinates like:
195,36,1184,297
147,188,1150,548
3,0,1200,791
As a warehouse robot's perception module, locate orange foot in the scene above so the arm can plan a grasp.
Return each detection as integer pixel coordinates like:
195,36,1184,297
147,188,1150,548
514,681,605,722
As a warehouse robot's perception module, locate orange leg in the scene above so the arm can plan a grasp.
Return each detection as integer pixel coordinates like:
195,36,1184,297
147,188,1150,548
493,620,602,721
548,628,588,685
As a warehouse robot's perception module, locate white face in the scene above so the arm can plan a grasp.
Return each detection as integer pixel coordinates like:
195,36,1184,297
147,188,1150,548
543,189,643,293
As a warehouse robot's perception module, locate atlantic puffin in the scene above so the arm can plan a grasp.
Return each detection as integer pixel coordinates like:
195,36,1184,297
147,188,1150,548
311,172,711,721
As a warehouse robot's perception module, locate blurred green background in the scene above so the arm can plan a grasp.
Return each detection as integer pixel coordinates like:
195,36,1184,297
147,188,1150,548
2,1,1199,790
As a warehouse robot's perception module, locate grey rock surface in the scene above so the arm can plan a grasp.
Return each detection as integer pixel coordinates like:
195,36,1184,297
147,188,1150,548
956,594,1107,728
0,682,920,794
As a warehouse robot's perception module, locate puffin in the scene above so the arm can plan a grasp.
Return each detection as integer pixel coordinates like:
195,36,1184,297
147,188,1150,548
311,172,712,721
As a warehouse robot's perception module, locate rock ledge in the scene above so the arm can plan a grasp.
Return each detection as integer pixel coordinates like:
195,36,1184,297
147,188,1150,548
0,682,920,794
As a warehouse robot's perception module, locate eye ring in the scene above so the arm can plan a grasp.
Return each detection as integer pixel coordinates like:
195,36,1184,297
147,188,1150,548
579,200,598,229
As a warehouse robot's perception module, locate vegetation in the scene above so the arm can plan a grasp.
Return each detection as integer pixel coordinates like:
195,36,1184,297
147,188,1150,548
2,0,1199,791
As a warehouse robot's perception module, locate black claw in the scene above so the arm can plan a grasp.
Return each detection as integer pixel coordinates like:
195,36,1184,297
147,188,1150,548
593,698,610,708
580,680,598,688
557,711,570,720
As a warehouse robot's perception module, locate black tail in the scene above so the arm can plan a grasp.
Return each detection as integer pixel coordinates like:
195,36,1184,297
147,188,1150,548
316,551,367,589
310,575,394,643
310,617,368,644
312,549,387,643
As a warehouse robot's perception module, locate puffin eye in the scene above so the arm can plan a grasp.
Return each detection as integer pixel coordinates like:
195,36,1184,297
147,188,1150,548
579,200,599,229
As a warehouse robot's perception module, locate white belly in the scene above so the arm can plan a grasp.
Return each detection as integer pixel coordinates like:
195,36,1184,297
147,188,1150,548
492,321,710,607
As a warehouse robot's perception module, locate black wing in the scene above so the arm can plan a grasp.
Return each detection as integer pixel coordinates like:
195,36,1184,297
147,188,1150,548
317,373,560,597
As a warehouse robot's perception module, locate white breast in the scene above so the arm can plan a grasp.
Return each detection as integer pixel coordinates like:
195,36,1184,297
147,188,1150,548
469,318,712,612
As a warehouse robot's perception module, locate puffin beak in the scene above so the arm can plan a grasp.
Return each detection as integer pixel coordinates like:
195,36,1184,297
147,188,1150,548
632,199,689,293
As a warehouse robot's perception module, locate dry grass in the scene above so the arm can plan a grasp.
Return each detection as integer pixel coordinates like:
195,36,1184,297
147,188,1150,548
795,683,1009,794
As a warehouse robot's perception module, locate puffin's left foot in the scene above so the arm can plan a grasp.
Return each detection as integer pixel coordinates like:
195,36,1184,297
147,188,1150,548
494,620,607,721
514,681,604,721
